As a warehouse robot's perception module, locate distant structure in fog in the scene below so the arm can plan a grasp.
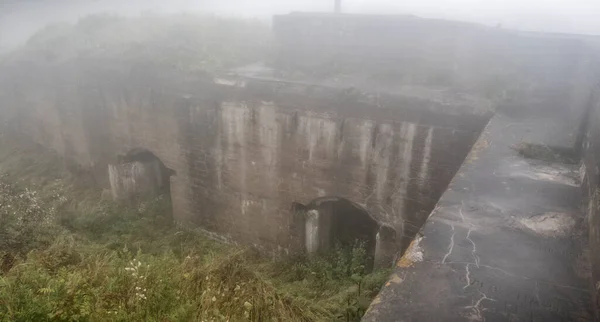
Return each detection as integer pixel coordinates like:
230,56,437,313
334,0,341,13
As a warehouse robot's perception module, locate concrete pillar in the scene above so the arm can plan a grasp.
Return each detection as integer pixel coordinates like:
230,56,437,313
305,209,320,254
374,224,397,268
304,207,334,254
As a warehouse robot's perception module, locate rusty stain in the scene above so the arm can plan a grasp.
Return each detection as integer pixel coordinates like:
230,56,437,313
363,296,382,317
397,252,415,268
466,138,489,163
397,236,423,268
386,273,404,286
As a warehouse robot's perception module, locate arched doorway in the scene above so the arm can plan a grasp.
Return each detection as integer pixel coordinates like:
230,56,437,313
108,148,175,201
292,197,396,269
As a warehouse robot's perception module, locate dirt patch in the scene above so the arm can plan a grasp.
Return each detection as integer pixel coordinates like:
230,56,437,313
511,142,578,164
396,236,423,268
519,212,576,237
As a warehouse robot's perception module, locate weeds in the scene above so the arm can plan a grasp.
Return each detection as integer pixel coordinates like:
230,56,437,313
0,134,389,321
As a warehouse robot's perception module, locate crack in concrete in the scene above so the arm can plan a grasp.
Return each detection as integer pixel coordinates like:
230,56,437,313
466,224,480,267
457,203,480,289
464,291,496,321
447,261,590,293
464,262,472,289
459,202,466,222
442,224,455,264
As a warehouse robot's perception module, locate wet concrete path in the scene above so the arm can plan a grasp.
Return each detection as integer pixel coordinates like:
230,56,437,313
363,114,593,321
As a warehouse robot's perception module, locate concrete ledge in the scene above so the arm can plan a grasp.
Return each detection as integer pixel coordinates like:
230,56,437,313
363,114,593,321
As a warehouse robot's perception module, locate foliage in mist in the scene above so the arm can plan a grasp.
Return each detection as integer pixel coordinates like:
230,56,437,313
6,13,271,72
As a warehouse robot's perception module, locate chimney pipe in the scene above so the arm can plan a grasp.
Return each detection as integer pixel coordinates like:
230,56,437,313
334,0,341,13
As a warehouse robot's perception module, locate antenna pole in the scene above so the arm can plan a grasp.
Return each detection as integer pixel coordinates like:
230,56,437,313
335,0,341,13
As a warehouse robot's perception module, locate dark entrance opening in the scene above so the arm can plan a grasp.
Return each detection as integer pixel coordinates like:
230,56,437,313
292,197,396,269
109,148,175,201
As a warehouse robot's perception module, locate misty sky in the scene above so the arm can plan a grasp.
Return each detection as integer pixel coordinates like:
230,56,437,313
1,0,600,52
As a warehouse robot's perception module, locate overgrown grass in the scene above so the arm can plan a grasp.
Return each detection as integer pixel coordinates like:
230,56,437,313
0,134,389,321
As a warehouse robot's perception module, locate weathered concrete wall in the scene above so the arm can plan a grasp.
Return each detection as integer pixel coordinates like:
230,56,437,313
0,56,487,255
580,54,600,317
365,111,593,322
362,35,600,320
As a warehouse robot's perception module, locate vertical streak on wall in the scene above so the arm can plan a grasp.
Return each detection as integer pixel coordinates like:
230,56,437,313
393,122,417,231
238,106,248,201
354,120,375,200
374,124,393,202
214,106,224,191
358,120,373,167
222,103,249,204
305,113,317,163
419,127,434,190
257,103,280,196
335,118,377,201
301,113,337,165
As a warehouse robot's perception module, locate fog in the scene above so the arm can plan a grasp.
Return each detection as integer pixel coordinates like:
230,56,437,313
1,0,600,52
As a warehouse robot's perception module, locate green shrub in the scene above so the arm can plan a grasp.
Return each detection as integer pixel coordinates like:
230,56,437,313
0,179,61,260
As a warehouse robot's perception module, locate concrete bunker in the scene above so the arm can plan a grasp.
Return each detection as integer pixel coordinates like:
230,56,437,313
0,13,494,274
292,197,397,269
108,148,175,201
